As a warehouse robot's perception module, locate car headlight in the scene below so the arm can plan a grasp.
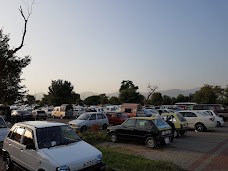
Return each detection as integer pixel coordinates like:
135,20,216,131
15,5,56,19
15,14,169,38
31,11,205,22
97,154,103,161
56,165,70,171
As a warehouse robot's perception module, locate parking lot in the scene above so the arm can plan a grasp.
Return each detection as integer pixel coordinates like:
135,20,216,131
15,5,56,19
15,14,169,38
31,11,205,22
1,119,228,171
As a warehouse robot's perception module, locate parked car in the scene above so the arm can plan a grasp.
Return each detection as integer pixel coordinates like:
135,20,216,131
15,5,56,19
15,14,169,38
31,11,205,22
32,110,47,120
107,117,173,148
105,112,129,125
52,104,73,119
2,121,106,171
199,110,224,127
178,110,217,132
72,105,85,118
0,116,10,148
41,107,53,117
193,104,228,121
0,104,11,122
11,110,34,123
158,113,188,137
68,112,109,132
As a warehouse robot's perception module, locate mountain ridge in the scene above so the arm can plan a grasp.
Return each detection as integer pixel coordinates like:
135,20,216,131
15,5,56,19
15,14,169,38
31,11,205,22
34,88,200,100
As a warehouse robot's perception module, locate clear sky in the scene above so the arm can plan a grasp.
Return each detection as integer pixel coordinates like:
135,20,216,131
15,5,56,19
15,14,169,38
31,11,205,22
1,0,228,94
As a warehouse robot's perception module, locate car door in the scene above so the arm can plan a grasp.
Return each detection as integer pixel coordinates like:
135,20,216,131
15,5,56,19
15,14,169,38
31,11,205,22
18,128,37,171
97,113,105,127
132,119,150,140
117,119,136,139
5,127,25,166
88,114,97,128
182,112,197,128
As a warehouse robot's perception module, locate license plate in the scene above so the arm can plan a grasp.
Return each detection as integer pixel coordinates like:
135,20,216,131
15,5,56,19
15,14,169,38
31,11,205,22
164,137,170,144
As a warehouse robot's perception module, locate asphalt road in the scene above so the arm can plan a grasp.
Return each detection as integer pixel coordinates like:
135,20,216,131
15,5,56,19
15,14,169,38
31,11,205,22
1,118,228,171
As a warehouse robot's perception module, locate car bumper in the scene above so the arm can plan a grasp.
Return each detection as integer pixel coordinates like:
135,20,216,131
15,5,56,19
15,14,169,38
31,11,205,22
78,162,106,171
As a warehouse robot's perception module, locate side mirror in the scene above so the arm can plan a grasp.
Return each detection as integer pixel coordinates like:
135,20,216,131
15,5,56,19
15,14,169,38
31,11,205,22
26,144,36,150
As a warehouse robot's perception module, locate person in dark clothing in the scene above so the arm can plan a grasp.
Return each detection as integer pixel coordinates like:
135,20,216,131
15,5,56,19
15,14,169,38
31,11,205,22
166,116,176,142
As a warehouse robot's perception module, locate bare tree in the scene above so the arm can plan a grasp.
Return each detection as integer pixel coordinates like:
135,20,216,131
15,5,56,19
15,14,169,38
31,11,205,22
12,0,35,54
145,82,159,105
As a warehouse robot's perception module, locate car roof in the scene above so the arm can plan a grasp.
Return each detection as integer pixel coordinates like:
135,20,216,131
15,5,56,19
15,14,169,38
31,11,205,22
130,117,158,120
15,121,66,129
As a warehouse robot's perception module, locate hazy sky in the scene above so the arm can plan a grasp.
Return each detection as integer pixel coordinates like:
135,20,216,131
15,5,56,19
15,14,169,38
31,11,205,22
1,0,228,94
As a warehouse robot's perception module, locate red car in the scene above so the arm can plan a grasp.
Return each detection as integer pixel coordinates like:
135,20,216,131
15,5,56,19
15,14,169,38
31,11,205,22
105,112,129,125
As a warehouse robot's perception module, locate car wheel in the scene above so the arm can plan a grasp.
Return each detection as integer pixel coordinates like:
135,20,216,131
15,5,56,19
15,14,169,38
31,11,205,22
217,121,221,127
81,126,87,133
195,123,205,132
173,130,179,138
145,137,157,148
179,131,186,136
102,123,108,130
4,153,14,171
110,133,118,143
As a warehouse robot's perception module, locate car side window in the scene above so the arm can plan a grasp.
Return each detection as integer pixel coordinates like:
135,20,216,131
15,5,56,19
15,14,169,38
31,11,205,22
89,114,96,120
97,114,103,119
135,119,147,128
22,129,34,146
10,127,25,143
123,119,135,127
186,112,197,117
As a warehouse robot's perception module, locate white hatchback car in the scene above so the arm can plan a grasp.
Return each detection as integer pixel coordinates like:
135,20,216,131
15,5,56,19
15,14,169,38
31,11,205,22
2,121,106,171
0,116,10,148
178,110,217,132
68,112,109,132
200,110,224,127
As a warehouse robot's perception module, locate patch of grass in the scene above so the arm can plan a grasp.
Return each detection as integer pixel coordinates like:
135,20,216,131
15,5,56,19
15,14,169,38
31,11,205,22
98,147,185,171
79,131,109,145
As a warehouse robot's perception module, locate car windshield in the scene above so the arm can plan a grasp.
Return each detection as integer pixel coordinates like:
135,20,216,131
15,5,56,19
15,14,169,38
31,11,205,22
36,125,81,149
152,119,171,129
0,118,7,128
77,113,90,120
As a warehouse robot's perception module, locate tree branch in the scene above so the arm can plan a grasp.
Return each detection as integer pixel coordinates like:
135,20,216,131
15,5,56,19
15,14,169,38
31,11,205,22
12,0,34,54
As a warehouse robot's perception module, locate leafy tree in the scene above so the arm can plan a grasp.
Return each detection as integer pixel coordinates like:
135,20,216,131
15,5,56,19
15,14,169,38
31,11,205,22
25,94,36,105
162,95,172,105
193,84,217,104
46,79,80,106
150,92,163,106
99,94,109,105
0,3,34,105
109,96,120,105
176,94,190,103
84,95,101,106
119,80,144,104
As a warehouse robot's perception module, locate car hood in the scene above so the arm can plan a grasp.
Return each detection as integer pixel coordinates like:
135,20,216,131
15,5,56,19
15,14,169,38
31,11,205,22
0,128,10,141
68,120,86,125
40,141,102,166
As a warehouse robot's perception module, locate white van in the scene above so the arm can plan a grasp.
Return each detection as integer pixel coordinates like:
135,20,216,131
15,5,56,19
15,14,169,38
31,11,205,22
52,104,73,119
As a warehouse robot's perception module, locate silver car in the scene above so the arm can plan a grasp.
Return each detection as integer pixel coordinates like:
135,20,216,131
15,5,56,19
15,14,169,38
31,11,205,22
68,112,109,132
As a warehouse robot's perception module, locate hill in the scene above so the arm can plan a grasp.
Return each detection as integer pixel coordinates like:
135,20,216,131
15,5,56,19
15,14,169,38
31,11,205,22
34,88,200,100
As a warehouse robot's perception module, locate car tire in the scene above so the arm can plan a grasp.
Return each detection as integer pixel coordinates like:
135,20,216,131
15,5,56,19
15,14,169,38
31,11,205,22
145,137,157,148
110,133,118,143
217,121,221,127
195,123,205,132
173,130,179,138
4,153,14,171
102,123,108,130
179,131,186,136
81,126,87,133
